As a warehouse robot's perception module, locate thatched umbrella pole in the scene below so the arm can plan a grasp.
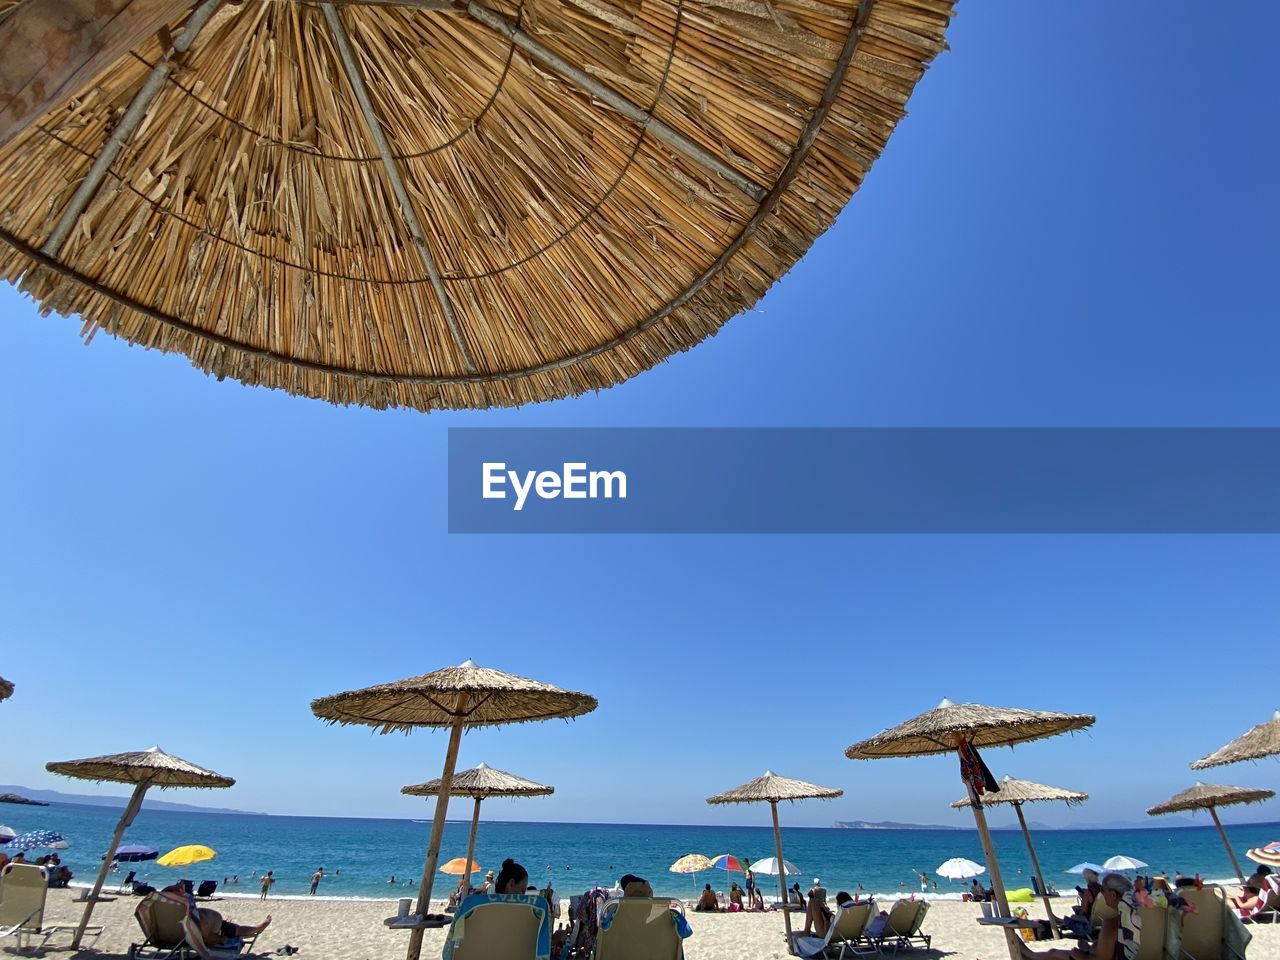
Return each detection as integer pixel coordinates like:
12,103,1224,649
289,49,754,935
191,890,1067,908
768,800,794,950
46,746,234,949
1011,802,1057,935
462,796,483,899
73,778,150,945
1203,803,1244,885
406,692,467,960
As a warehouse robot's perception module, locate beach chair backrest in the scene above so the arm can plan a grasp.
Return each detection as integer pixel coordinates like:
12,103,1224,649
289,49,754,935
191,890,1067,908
885,899,921,936
446,897,549,960
1132,906,1165,960
595,898,682,960
135,893,190,949
832,902,873,943
0,863,48,934
1179,887,1224,960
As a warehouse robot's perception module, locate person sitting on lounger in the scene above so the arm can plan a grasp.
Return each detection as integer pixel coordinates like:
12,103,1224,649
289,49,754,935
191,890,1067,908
494,858,530,895
801,880,832,938
1232,864,1273,909
621,876,653,898
159,883,271,959
1019,873,1131,960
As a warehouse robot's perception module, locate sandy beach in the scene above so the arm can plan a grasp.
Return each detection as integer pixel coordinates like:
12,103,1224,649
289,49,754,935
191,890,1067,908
17,887,1279,959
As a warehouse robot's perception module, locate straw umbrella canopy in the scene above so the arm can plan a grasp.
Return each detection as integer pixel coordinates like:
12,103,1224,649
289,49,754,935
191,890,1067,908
707,771,842,955
402,762,553,898
1147,782,1276,884
0,0,955,413
846,699,1094,960
953,775,1089,936
45,746,234,947
313,660,594,960
1192,711,1280,770
0,676,12,701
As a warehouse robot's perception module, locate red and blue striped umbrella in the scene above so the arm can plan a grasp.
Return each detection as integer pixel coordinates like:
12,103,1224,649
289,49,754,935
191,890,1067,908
708,854,748,873
1247,842,1280,868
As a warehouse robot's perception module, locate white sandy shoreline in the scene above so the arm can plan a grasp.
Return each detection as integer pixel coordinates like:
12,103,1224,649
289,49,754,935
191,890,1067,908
28,885,1280,959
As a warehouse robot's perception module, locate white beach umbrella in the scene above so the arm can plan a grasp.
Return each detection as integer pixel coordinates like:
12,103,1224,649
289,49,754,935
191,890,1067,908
0,825,16,842
937,857,986,880
1065,862,1105,875
1103,855,1148,872
750,857,803,877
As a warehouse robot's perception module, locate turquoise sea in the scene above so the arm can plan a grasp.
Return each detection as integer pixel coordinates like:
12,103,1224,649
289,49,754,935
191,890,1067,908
2,802,1275,902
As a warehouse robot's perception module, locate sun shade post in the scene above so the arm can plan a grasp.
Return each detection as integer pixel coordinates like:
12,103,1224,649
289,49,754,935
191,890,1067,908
967,795,1019,960
1207,806,1245,884
770,800,795,954
406,693,468,960
72,778,149,947
463,796,483,899
1012,801,1058,937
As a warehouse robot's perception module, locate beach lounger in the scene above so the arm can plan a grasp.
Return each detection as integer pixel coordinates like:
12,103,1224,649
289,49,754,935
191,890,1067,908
792,901,876,959
443,893,551,960
594,898,687,960
0,863,91,950
1238,875,1280,924
1178,886,1250,960
128,891,258,959
196,880,218,899
875,899,931,952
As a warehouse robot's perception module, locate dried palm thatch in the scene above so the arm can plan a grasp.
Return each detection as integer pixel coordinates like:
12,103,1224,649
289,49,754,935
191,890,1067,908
706,770,841,948
845,699,1096,759
1191,711,1280,770
1147,781,1277,885
0,676,12,701
706,770,842,805
0,0,955,411
311,659,597,732
45,744,233,947
46,746,235,788
402,762,553,799
1146,783,1275,817
951,776,1088,809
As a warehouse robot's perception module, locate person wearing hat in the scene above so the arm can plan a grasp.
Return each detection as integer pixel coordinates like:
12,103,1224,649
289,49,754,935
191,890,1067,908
1018,872,1134,960
475,869,494,894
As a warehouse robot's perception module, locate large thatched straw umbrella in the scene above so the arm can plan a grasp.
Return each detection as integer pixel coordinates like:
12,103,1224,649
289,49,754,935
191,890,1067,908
1192,711,1280,770
846,699,1094,960
1147,783,1276,884
0,0,955,412
45,746,234,947
402,762,553,899
953,775,1087,936
0,676,12,701
313,660,594,960
707,771,842,955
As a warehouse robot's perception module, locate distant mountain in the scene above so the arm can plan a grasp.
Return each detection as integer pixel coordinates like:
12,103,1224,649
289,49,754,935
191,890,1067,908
834,820,964,831
0,793,49,806
0,785,262,816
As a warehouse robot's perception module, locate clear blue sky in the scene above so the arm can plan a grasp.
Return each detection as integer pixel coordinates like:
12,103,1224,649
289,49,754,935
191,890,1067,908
2,1,1278,828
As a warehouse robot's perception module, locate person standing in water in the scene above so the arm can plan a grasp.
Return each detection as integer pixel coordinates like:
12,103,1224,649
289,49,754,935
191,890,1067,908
309,867,324,896
259,871,275,900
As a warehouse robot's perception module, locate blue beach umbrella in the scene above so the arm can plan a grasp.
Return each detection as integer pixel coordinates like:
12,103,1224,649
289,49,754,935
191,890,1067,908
6,829,67,851
104,845,159,863
1064,862,1105,875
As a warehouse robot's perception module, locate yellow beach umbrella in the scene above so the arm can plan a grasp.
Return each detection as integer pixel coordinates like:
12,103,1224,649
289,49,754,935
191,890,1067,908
157,844,216,867
439,858,483,876
670,853,714,898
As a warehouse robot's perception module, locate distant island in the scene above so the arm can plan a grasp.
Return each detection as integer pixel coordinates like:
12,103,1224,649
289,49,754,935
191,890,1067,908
834,820,963,830
0,785,261,816
0,793,49,806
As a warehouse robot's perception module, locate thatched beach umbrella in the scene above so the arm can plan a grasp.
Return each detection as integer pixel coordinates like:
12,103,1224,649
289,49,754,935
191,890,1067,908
846,699,1094,960
707,771,842,954
953,775,1088,935
1146,782,1276,884
0,0,954,412
1192,711,1280,770
402,762,552,898
313,660,594,960
45,746,234,947
0,676,12,701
